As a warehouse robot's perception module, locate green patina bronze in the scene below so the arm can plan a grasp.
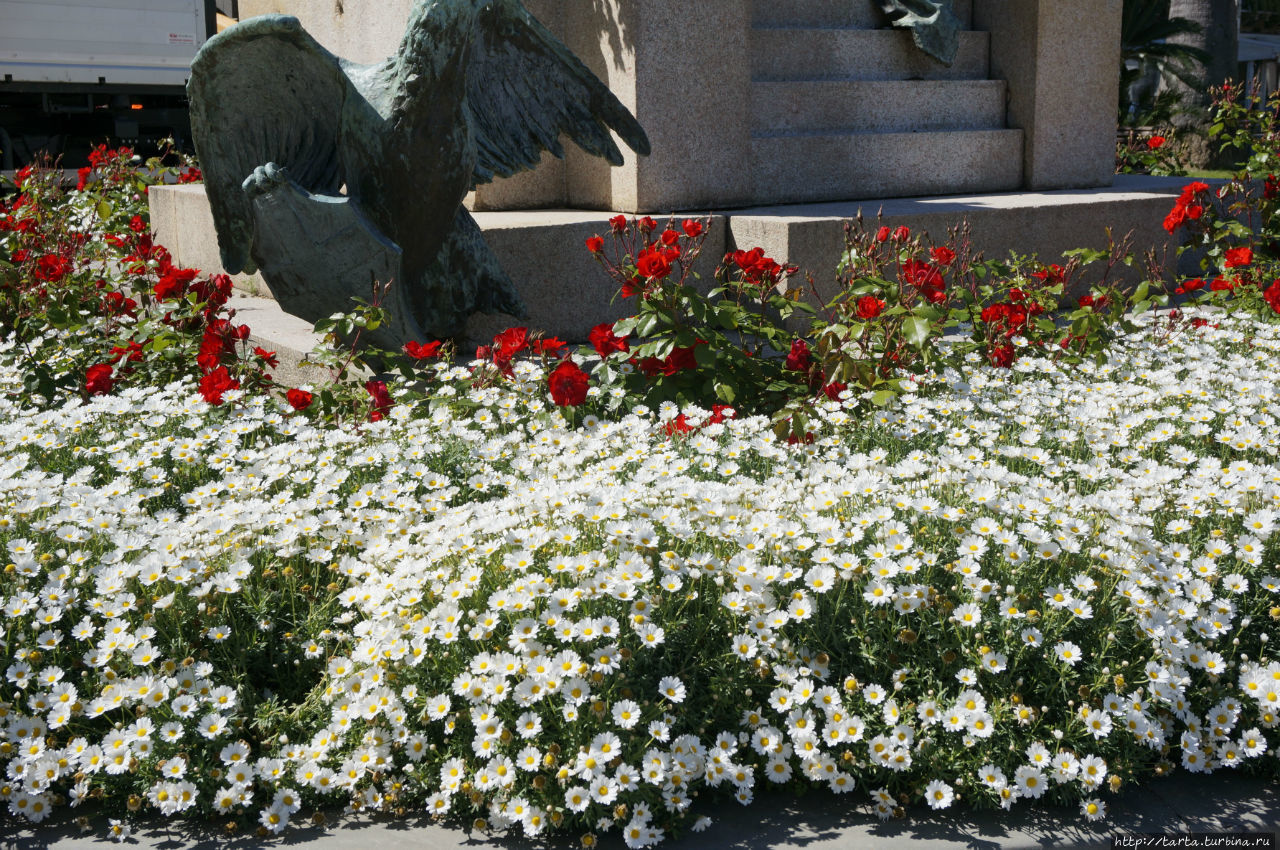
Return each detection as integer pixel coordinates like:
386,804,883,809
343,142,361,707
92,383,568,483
188,1,649,349
878,0,962,65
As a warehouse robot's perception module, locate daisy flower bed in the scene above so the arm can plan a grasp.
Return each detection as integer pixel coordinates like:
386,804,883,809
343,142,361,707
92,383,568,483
2,307,1279,845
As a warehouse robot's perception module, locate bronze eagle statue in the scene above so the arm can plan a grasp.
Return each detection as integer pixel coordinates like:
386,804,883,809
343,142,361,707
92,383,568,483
188,1,649,349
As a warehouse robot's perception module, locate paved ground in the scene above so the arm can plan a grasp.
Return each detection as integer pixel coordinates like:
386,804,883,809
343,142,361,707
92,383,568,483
6,772,1279,850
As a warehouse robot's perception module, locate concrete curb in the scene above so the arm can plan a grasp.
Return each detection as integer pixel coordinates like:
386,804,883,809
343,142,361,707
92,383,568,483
7,772,1278,850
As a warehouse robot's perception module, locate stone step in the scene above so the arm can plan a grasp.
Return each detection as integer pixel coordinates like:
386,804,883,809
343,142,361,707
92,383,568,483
751,128,1024,204
752,79,1006,135
752,0,972,29
751,28,989,81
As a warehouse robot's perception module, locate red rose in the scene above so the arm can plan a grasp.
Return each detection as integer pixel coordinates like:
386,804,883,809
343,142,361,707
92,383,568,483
822,381,847,401
708,403,736,424
682,219,703,239
988,344,1016,368
730,247,787,285
404,339,443,359
901,260,945,303
856,295,885,319
892,225,910,241
1224,246,1253,268
588,322,629,357
1265,279,1280,315
199,367,240,405
155,267,198,301
930,246,956,266
660,229,680,247
249,347,276,369
636,246,673,280
1264,279,1280,314
532,337,568,357
875,226,891,243
547,360,589,407
785,339,811,372
585,235,605,253
1267,175,1280,200
286,388,313,410
34,255,71,283
638,216,657,233
609,215,627,234
1163,206,1187,234
1147,135,1166,150
1030,264,1065,285
85,364,114,396
493,327,529,360
1210,276,1235,292
662,414,694,436
1181,278,1205,292
365,380,393,421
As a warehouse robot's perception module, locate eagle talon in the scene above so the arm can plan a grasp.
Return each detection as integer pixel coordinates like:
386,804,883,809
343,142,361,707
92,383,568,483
242,163,292,199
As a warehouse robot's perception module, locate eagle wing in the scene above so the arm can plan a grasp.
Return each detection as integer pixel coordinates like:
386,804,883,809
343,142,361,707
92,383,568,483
188,15,353,274
466,0,650,185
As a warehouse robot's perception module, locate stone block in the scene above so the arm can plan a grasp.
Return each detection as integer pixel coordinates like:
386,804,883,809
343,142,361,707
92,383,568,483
751,128,1024,204
752,79,1006,135
147,183,268,296
562,0,754,213
729,175,1192,328
973,0,1122,190
465,210,727,344
751,29,990,82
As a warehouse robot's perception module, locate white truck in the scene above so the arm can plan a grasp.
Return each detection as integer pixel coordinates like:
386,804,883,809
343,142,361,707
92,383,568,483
0,0,228,170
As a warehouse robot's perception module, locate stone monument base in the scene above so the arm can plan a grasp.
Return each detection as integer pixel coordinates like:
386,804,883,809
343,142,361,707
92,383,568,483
149,176,1190,351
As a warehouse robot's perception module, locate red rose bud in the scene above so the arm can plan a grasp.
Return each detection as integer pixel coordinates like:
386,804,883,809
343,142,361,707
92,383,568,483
682,219,704,239
609,215,627,234
875,226,891,243
548,359,590,407
585,235,605,253
892,225,910,241
286,388,313,410
785,339,811,372
364,380,394,421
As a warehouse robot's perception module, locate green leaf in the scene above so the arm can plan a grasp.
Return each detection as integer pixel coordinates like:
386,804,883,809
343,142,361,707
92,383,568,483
1130,280,1150,306
870,389,897,407
96,200,113,221
694,344,717,367
635,312,661,337
902,316,932,349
